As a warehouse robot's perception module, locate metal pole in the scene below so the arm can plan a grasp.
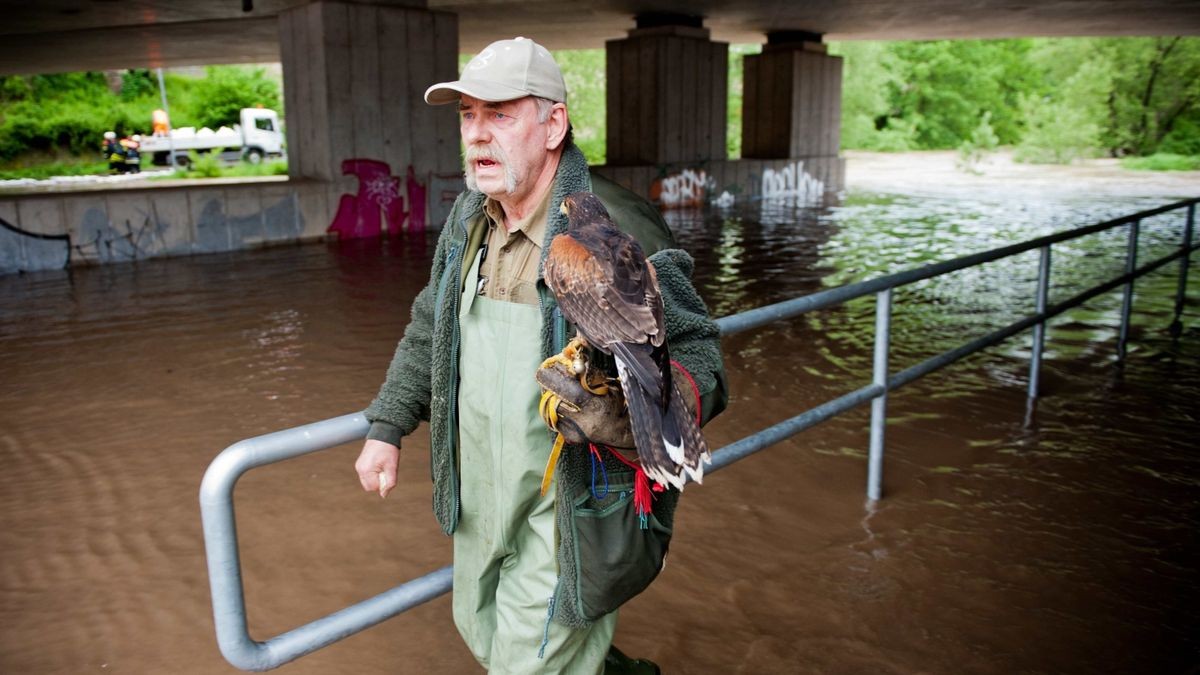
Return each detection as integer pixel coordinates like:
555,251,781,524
1028,245,1052,398
156,67,178,167
1118,219,1140,360
1171,204,1195,337
867,287,892,501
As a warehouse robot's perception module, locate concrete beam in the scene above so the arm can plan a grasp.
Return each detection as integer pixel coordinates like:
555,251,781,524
0,18,281,76
1,1,1197,76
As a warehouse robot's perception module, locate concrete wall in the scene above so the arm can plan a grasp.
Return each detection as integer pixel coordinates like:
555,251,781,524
595,156,844,209
0,181,316,275
0,171,465,275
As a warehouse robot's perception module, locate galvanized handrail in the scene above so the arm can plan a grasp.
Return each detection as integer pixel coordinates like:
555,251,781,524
201,197,1197,671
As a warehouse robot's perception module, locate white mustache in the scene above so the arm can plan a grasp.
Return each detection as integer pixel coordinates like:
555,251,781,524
465,144,506,164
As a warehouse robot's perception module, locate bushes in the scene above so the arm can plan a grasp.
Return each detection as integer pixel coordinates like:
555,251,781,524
957,111,1000,172
1119,153,1200,171
162,156,288,180
189,66,281,130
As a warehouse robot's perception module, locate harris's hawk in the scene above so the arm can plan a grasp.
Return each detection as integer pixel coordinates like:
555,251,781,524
543,191,709,490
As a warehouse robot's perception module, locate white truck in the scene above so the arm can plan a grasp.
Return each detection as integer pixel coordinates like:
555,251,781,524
140,108,284,166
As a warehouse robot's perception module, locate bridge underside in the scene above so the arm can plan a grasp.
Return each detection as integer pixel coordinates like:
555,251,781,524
0,0,1196,74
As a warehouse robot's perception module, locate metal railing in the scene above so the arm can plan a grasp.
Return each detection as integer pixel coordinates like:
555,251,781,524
200,197,1197,671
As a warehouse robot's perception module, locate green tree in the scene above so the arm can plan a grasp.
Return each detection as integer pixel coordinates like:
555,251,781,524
555,49,606,164
889,39,1036,148
726,44,761,158
119,69,158,100
1015,47,1110,163
1097,37,1200,156
189,65,281,130
829,41,917,151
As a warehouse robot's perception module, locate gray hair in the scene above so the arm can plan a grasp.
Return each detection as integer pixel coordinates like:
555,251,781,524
533,96,557,124
532,96,573,147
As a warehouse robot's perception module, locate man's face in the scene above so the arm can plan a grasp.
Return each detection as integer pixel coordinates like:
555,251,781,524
459,95,554,203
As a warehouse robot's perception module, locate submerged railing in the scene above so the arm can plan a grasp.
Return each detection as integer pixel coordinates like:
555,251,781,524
200,197,1196,671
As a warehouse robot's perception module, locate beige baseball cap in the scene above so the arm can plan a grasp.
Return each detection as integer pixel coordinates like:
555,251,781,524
424,37,567,106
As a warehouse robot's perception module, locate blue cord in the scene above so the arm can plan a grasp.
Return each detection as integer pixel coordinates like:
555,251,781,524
589,448,609,500
537,592,557,659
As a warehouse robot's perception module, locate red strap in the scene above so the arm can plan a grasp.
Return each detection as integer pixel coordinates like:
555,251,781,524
670,359,703,425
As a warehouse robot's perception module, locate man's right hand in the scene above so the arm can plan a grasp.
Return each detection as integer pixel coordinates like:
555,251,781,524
355,439,400,498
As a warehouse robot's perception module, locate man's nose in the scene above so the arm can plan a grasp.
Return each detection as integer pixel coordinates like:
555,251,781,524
462,117,489,145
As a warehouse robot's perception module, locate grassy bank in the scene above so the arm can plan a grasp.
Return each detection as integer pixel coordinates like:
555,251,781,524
1119,153,1200,171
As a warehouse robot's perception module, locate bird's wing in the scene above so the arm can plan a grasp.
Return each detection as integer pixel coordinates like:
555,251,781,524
545,232,662,347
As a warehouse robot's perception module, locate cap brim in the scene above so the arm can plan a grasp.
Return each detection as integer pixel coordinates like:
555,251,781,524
424,80,533,105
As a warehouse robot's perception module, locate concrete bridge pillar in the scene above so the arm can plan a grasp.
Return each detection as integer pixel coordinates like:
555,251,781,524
278,1,460,187
741,31,843,161
605,14,728,165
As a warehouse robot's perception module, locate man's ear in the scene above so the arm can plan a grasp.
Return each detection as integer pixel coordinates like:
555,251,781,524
545,103,569,150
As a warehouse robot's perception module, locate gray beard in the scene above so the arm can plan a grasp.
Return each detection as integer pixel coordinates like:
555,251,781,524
463,149,518,195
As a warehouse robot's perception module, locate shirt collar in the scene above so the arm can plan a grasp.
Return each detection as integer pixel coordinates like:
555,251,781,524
482,189,552,249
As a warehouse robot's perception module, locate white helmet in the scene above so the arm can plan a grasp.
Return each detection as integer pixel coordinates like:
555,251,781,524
104,131,116,140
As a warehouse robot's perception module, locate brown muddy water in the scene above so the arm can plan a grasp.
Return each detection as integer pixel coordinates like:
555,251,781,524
1,187,1198,674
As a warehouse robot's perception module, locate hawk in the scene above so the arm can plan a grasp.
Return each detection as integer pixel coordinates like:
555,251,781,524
543,191,709,490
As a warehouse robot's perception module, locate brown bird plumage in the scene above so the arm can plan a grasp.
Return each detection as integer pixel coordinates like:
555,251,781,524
544,191,709,490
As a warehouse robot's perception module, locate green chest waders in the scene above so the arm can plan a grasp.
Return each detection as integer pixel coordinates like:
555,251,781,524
452,251,616,674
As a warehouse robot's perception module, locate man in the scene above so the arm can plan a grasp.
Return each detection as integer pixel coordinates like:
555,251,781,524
354,37,726,673
102,131,124,174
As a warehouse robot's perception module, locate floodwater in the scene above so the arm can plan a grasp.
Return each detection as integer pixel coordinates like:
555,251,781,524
1,164,1198,674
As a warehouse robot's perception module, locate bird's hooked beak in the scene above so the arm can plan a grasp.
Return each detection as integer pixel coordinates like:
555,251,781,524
559,199,572,217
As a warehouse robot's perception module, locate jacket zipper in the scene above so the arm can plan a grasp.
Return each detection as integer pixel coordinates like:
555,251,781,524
445,221,468,534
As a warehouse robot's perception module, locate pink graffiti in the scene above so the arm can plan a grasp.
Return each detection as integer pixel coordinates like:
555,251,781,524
328,159,427,238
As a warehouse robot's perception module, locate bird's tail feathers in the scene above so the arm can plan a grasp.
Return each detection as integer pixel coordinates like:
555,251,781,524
618,358,686,491
618,357,711,491
611,342,662,401
668,379,709,485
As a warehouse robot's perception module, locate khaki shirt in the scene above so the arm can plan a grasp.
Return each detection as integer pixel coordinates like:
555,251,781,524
477,190,551,306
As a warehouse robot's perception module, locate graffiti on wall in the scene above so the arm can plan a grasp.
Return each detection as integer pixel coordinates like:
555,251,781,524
328,159,427,238
74,210,172,263
761,161,825,206
0,193,303,276
650,168,711,209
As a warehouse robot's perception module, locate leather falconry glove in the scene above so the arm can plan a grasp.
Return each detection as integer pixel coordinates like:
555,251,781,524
535,338,700,450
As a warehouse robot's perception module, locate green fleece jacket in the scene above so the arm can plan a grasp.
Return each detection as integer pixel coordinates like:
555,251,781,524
365,141,727,627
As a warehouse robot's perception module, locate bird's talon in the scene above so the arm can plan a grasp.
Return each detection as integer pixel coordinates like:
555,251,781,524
580,378,609,396
539,353,574,371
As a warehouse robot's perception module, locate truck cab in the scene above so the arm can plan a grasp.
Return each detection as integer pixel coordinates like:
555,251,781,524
239,108,283,164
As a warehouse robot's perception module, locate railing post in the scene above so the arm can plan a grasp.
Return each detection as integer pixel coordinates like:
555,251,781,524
1028,245,1052,398
867,287,892,501
1118,219,1140,361
1171,204,1195,337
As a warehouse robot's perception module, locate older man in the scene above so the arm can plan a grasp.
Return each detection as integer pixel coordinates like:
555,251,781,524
354,37,726,673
